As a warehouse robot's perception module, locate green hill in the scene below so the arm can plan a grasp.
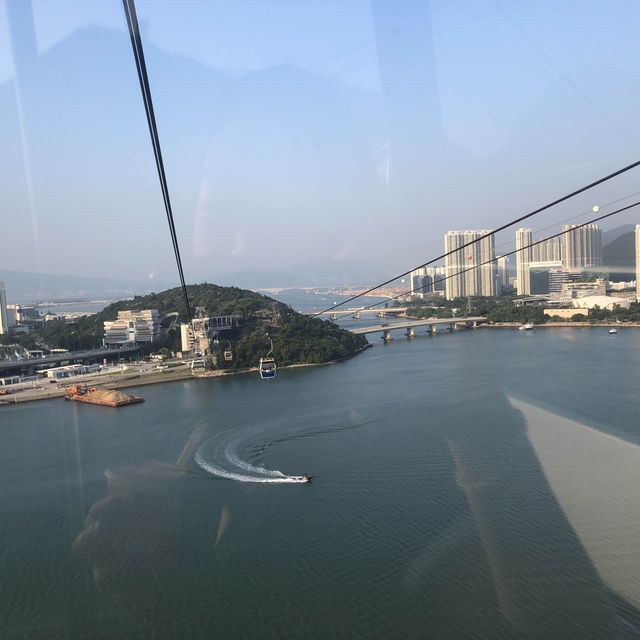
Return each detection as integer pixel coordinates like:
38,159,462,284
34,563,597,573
603,231,635,279
22,283,367,370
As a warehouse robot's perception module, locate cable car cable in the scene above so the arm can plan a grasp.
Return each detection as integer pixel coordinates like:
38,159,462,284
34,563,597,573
492,189,640,255
122,0,192,320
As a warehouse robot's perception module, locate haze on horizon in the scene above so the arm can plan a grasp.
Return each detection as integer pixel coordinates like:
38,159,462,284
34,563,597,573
2,0,640,287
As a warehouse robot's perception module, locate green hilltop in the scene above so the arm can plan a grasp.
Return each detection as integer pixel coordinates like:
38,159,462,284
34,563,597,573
15,283,367,370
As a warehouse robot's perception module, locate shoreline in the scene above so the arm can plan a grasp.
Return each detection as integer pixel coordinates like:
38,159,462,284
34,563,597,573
480,322,640,329
0,343,372,407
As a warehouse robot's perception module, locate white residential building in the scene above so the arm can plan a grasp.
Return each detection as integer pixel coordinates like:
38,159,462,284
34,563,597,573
515,228,532,296
496,256,509,290
562,224,602,269
532,236,562,263
444,230,496,300
0,282,7,335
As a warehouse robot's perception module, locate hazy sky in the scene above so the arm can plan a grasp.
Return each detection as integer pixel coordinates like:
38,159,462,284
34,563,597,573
2,0,640,285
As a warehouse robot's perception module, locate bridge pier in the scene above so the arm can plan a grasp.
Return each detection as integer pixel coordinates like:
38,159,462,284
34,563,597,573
405,327,416,338
382,329,393,342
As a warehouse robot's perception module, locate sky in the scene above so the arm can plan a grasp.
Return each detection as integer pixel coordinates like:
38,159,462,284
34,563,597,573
2,0,640,286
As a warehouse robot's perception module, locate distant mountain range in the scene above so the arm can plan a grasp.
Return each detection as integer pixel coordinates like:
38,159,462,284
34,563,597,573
602,224,635,246
215,260,389,290
603,231,636,279
0,269,175,303
0,260,386,303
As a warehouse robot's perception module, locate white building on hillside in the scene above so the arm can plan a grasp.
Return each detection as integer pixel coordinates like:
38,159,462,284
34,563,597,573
103,309,162,345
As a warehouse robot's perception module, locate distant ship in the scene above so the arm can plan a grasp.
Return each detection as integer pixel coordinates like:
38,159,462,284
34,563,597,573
519,323,534,331
609,328,618,334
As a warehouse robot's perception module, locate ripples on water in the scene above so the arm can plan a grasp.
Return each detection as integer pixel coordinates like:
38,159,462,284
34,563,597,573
3,328,640,638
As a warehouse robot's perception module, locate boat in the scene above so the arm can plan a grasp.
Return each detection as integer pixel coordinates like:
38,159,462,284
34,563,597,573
609,328,618,334
296,474,312,483
519,323,534,331
64,384,144,407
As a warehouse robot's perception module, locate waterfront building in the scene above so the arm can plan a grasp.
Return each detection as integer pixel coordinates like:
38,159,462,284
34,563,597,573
551,279,608,304
0,282,7,335
444,230,496,300
515,229,532,295
561,224,602,269
609,280,636,291
636,225,640,301
573,295,630,310
544,307,589,319
103,309,161,345
528,260,563,295
548,269,575,294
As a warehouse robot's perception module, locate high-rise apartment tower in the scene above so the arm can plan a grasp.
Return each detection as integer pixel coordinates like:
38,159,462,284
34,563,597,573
444,230,496,300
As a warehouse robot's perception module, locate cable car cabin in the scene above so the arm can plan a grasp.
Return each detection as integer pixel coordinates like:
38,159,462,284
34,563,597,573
259,357,276,379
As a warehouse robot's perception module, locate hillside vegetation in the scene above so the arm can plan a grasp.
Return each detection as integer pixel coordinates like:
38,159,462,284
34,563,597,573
6,283,367,369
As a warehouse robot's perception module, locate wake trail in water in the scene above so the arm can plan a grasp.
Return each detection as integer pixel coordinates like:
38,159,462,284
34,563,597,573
194,449,305,483
194,413,382,484
194,428,309,484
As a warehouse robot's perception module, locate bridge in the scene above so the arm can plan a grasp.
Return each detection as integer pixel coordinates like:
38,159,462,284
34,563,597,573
349,317,486,341
308,307,409,320
0,345,141,376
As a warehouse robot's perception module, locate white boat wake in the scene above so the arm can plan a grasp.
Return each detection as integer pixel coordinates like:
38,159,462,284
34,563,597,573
194,427,309,483
193,408,380,484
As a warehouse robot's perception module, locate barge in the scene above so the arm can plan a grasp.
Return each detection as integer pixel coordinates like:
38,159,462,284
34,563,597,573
64,385,144,407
